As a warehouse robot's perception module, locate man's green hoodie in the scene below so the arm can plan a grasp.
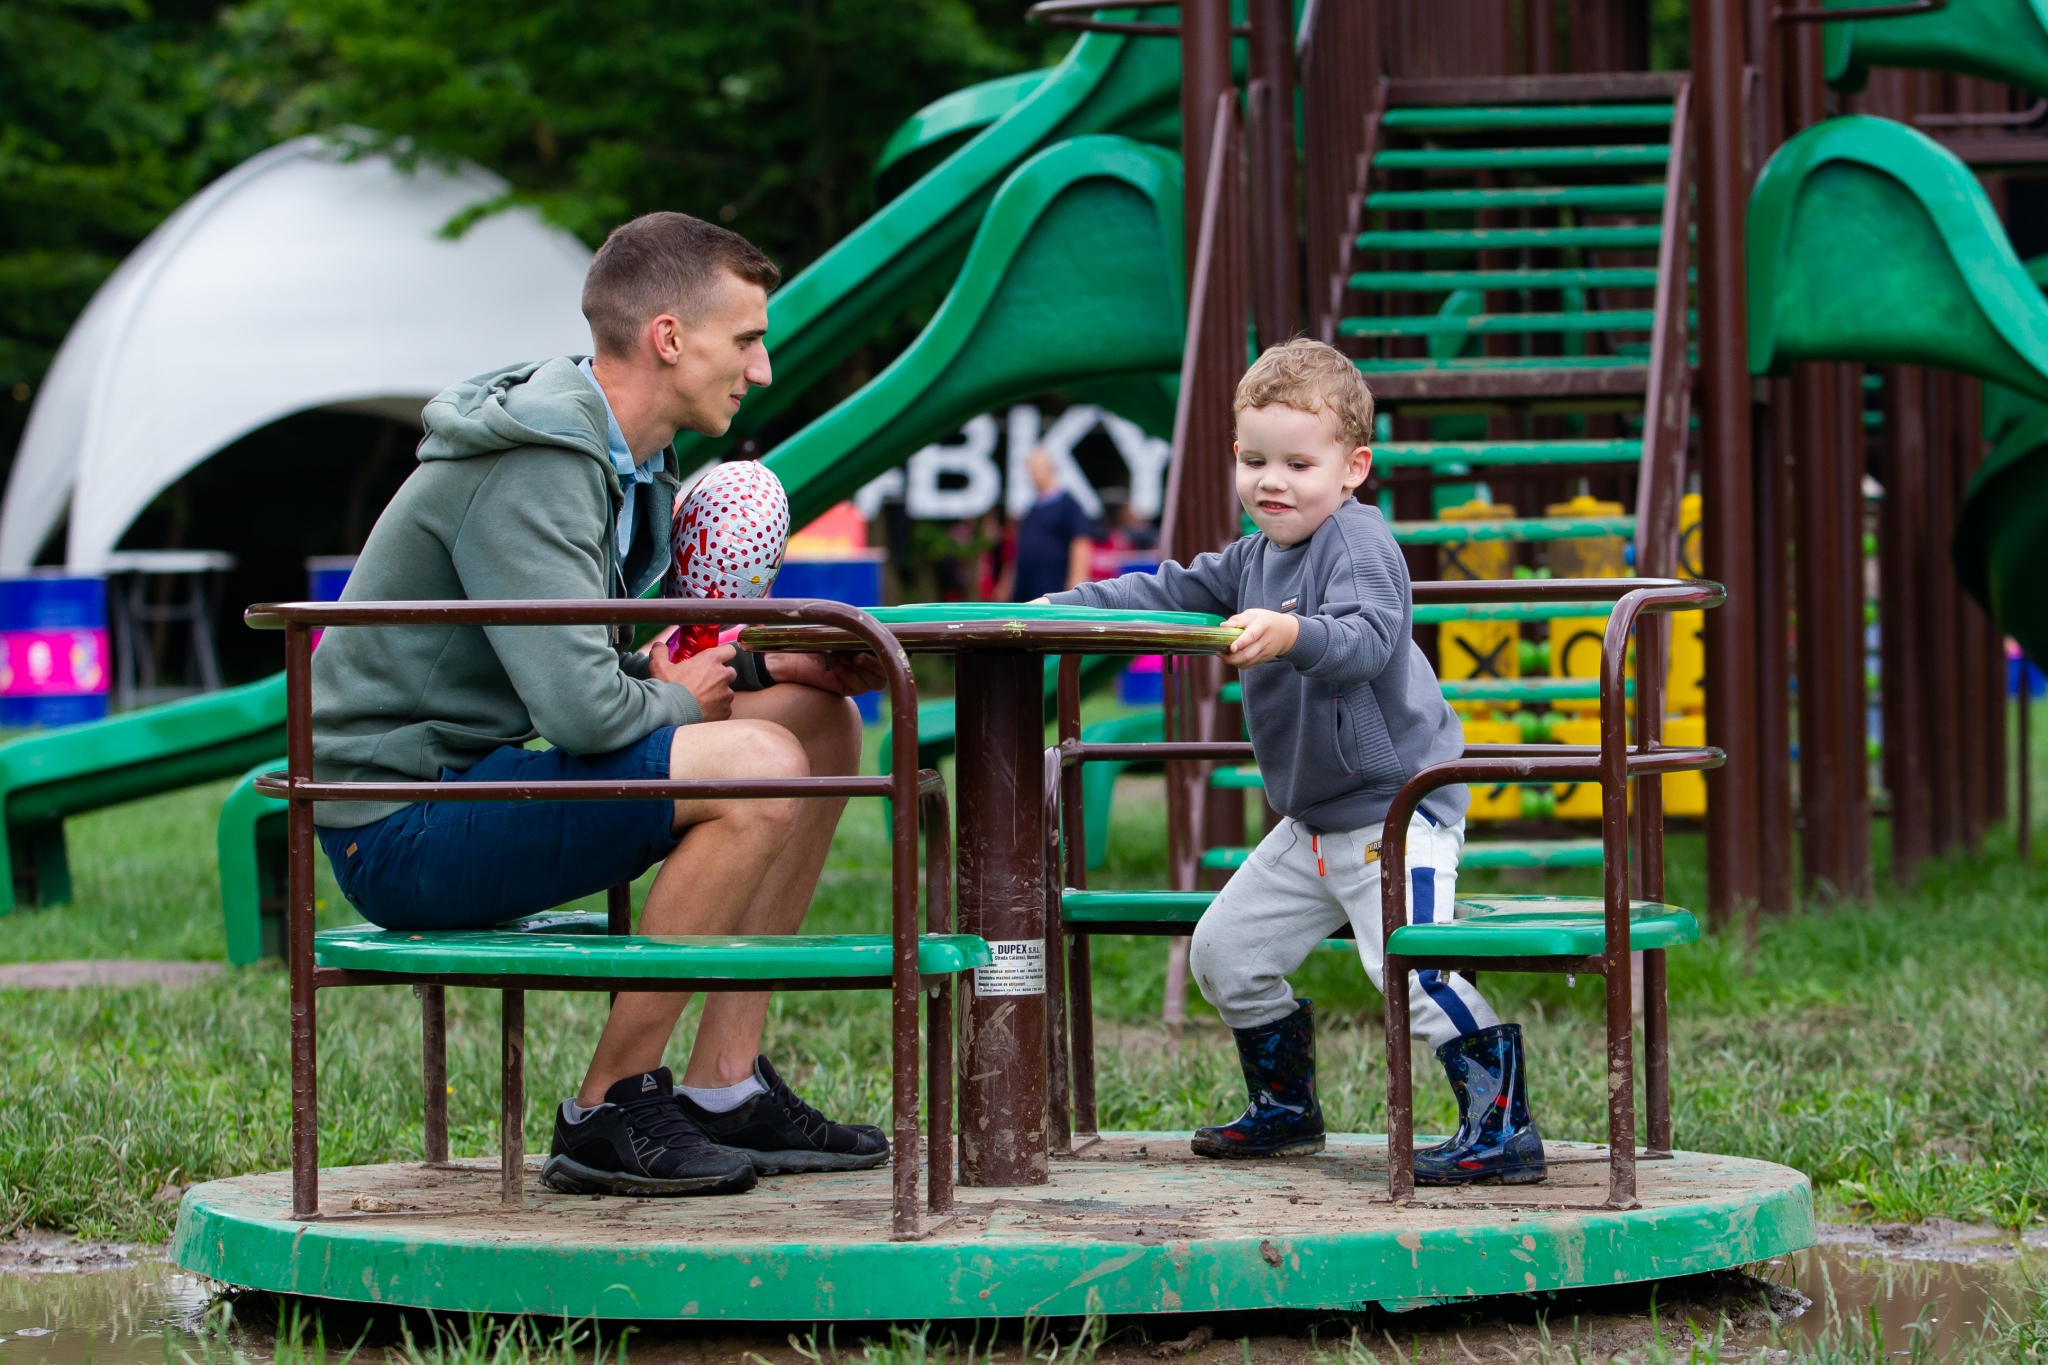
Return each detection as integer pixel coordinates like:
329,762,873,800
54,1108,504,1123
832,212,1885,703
312,357,700,828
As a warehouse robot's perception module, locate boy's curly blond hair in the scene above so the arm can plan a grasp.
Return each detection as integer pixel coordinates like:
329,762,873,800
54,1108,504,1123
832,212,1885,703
1233,338,1375,449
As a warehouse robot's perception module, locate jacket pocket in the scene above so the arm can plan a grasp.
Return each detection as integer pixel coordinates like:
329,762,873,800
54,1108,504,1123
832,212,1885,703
1333,694,1360,775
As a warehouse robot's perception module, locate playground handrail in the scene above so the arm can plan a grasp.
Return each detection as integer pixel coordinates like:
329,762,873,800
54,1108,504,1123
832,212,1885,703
1375,575,1727,1204
244,597,943,1237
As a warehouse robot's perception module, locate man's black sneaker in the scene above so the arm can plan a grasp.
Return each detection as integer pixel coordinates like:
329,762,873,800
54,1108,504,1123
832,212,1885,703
540,1067,757,1197
676,1056,890,1174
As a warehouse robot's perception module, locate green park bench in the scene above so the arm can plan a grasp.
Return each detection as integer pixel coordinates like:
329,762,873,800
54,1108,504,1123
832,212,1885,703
1046,578,1726,1207
247,597,981,1241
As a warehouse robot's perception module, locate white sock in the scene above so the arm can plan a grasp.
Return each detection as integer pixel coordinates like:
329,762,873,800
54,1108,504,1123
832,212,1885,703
562,1097,611,1124
679,1074,765,1114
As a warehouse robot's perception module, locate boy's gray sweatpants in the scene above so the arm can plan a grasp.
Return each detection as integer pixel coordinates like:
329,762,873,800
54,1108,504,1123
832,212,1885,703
1189,812,1501,1051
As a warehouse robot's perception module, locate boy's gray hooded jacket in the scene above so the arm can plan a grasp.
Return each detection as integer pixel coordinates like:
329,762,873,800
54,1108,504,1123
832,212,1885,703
1049,499,1468,832
312,357,749,828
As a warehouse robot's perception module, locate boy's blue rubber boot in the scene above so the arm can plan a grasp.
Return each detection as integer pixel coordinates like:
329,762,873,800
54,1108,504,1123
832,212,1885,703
1191,998,1326,1158
1413,1022,1547,1185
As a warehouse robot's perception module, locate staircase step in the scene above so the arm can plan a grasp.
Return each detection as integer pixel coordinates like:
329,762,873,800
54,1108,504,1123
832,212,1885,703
1375,439,1642,469
1374,145,1670,171
1385,73,1688,107
1359,360,1650,401
1357,226,1663,253
1442,677,1631,701
1460,839,1607,869
1341,309,1655,339
1381,104,1674,132
1351,266,1661,293
1367,185,1668,213
1209,766,1265,789
1198,839,1611,871
1412,601,1615,624
1391,515,1636,545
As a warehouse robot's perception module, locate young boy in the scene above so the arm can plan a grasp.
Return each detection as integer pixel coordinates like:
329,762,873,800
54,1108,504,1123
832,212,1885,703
1045,339,1546,1184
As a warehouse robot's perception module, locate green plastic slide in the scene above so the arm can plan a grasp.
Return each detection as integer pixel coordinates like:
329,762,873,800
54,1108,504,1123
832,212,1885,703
1822,0,2048,99
673,19,1183,472
1747,114,2048,658
0,676,284,914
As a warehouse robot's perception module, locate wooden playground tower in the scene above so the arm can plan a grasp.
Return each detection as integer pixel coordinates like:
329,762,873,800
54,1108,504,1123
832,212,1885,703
1136,0,2035,925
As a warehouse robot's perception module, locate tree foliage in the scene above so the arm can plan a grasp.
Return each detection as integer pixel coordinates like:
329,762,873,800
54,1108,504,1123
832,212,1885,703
0,0,1066,472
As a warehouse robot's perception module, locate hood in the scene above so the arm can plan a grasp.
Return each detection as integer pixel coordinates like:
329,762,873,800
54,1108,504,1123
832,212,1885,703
417,356,611,468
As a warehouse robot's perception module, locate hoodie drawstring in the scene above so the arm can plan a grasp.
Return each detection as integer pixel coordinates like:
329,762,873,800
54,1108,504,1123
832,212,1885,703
1311,834,1325,877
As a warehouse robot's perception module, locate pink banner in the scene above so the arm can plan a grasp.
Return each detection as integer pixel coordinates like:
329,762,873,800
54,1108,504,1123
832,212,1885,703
0,630,109,696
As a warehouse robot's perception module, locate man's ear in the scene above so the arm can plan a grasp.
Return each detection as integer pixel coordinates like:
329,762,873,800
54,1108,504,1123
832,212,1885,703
648,313,685,367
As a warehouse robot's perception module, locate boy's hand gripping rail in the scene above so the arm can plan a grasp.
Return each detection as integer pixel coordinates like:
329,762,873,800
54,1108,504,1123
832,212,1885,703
245,598,941,1239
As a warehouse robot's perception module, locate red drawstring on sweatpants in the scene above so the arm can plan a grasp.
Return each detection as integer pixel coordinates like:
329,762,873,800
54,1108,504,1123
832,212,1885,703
1312,834,1325,877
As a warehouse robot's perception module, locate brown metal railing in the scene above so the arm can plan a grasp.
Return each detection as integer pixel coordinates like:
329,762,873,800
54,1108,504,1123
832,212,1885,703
1378,577,1725,1208
1044,577,1725,1193
246,597,952,1240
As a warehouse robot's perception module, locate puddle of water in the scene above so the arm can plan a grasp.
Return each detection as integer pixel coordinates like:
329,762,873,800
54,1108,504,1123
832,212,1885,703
0,1255,215,1365
1746,1245,2041,1357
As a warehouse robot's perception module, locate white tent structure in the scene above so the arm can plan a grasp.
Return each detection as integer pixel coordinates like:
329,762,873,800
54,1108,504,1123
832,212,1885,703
0,136,595,569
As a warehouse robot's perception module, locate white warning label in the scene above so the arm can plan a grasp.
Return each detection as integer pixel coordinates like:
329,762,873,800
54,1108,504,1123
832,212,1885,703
974,939,1046,997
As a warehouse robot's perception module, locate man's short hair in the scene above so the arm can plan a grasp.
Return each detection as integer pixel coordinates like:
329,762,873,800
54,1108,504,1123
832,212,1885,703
1233,338,1375,449
582,212,781,356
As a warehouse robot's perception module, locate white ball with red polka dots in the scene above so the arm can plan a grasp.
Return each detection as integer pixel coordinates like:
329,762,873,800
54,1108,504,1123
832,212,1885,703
668,461,790,600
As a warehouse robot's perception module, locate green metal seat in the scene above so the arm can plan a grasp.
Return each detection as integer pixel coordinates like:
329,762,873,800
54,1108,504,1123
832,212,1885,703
315,919,990,981
1386,895,1699,957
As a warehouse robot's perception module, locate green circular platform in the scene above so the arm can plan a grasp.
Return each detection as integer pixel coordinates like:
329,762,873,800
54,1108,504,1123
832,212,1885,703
171,1135,1814,1321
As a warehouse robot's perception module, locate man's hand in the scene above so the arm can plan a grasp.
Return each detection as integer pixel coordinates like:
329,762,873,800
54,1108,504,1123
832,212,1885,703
651,640,736,720
765,650,888,697
1221,608,1300,669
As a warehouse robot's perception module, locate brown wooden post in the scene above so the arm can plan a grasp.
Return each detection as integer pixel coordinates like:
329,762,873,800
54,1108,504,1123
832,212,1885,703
1755,385,1796,915
1300,0,1378,344
1693,0,1762,926
1880,366,1932,883
1248,0,1300,350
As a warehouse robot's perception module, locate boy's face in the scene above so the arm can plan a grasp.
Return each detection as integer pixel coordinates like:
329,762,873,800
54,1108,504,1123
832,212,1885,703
1233,403,1373,547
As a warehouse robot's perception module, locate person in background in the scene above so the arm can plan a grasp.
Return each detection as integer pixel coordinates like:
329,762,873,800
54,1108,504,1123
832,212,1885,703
998,446,1096,602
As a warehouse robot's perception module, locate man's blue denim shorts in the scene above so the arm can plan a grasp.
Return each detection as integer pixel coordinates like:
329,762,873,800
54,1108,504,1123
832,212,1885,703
317,727,681,931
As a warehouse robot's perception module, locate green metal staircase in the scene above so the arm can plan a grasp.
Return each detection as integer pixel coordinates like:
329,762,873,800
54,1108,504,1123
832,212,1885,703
1315,72,1693,870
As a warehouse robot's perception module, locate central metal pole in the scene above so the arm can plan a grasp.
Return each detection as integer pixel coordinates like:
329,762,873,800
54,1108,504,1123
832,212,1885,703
954,651,1049,1186
1179,0,1234,278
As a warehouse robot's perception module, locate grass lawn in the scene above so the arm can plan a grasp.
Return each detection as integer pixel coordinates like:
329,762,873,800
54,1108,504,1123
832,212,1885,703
1,704,2045,1245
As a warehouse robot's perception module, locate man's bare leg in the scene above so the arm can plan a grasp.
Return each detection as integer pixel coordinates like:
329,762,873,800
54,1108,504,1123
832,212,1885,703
680,685,862,1087
574,717,808,1104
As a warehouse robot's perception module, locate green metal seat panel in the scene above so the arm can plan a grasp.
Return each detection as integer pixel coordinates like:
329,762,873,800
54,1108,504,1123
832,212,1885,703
1375,440,1641,469
1061,889,1215,924
314,925,992,979
1391,515,1637,545
1380,104,1674,131
1342,310,1656,340
1373,145,1670,171
1367,187,1665,213
1387,896,1699,957
1352,267,1661,294
1355,227,1663,254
